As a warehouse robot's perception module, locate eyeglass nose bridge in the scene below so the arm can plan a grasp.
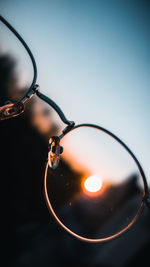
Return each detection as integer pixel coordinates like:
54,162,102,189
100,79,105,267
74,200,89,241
0,102,24,120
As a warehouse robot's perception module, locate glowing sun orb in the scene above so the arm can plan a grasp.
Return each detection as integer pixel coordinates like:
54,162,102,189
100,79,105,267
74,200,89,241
84,175,103,193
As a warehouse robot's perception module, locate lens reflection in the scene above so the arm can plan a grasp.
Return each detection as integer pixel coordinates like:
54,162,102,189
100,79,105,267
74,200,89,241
84,175,103,193
0,20,33,106
46,125,145,241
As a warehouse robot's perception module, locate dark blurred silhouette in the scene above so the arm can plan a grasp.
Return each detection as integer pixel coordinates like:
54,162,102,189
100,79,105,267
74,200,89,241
0,54,15,105
0,54,150,267
0,54,50,265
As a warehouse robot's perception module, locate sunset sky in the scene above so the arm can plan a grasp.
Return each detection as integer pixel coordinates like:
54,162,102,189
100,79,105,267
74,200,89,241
1,0,150,183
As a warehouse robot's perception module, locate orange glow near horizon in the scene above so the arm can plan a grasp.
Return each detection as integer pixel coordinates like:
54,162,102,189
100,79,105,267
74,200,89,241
82,175,103,197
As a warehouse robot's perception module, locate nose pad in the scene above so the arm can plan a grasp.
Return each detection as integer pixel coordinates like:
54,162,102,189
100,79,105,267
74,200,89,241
48,136,63,170
0,102,24,120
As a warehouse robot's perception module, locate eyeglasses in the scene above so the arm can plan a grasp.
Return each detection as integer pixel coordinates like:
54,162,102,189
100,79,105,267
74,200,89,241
0,15,149,243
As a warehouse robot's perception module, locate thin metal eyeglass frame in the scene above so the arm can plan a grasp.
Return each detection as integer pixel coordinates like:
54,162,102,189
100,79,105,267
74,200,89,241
0,15,149,243
44,123,149,243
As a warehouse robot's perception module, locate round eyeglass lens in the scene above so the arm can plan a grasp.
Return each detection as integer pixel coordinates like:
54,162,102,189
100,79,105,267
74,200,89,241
0,20,33,106
45,125,145,242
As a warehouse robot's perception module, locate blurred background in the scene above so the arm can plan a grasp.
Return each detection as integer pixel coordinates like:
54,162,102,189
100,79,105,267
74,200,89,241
0,0,150,266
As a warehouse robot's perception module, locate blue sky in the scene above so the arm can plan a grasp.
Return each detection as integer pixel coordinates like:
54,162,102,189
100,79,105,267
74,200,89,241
1,0,150,183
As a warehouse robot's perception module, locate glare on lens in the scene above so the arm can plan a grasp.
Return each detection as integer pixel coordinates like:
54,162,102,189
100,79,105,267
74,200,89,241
84,175,103,193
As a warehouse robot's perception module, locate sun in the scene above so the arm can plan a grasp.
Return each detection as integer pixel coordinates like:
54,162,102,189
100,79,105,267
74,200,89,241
84,175,103,194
